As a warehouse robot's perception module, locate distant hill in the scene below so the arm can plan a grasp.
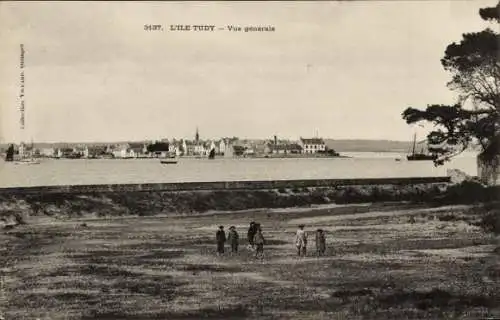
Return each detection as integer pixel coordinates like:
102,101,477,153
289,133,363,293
325,139,412,153
325,139,482,153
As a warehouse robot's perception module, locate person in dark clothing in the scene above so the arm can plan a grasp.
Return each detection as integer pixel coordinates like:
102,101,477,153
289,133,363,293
228,226,239,254
216,225,226,255
315,229,326,256
247,221,257,250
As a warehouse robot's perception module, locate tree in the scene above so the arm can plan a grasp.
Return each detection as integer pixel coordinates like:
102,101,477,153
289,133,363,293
402,2,499,183
147,142,170,153
233,145,246,156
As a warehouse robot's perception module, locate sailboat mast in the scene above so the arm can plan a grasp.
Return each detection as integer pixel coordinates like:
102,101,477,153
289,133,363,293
411,133,416,155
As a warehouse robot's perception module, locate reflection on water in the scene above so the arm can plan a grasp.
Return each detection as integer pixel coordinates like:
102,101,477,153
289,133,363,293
0,152,478,188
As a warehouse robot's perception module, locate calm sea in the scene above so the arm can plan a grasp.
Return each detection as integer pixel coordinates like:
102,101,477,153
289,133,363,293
0,152,478,188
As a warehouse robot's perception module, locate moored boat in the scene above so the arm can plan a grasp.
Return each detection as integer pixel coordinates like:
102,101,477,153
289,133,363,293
4,144,14,162
14,158,41,165
208,148,215,160
406,133,437,161
160,159,178,164
406,153,437,161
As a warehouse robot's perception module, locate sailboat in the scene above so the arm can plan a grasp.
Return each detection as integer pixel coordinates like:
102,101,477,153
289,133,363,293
4,144,14,162
208,148,215,160
406,133,437,161
160,151,178,164
3,143,39,164
160,159,178,164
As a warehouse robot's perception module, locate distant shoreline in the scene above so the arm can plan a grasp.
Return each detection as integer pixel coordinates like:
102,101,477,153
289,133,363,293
2,155,355,161
251,154,352,159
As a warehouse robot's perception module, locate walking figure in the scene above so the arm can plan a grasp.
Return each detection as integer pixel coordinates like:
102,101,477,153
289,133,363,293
295,224,307,257
315,229,326,256
228,226,239,254
216,225,226,255
253,224,265,259
247,221,257,250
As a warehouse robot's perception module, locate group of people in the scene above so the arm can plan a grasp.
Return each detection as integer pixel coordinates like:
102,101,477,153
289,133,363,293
215,222,265,258
215,222,327,258
295,224,326,257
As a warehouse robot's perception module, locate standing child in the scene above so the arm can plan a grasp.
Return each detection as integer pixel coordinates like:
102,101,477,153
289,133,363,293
247,221,257,250
253,224,265,259
216,225,226,256
295,224,307,257
315,229,326,256
228,226,239,254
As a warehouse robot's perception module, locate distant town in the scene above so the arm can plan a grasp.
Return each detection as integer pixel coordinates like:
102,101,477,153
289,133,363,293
4,126,475,161
1,128,352,160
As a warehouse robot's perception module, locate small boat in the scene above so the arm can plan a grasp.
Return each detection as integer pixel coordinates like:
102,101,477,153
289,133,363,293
14,158,41,165
407,153,437,161
160,159,178,164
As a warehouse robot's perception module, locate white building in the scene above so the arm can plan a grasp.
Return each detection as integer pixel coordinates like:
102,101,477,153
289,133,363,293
182,140,188,156
194,144,205,155
168,143,177,154
129,143,147,158
218,139,226,155
209,141,216,153
18,143,25,158
40,148,55,157
299,138,326,154
112,144,129,158
224,141,234,158
84,147,89,158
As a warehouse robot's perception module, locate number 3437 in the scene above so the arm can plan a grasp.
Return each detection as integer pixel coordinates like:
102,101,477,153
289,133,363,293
144,25,163,31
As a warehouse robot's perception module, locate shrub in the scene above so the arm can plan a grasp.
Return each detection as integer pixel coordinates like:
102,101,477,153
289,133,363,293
441,180,490,203
478,209,500,234
291,187,302,194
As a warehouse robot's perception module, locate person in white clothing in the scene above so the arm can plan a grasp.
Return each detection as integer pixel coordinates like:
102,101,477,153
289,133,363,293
295,224,307,257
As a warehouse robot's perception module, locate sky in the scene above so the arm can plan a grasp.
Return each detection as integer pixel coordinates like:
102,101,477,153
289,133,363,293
0,0,498,143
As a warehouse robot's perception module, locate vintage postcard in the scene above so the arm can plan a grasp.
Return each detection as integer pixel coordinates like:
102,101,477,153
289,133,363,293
0,1,499,319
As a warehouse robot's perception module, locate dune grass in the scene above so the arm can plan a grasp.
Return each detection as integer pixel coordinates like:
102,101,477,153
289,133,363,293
1,203,499,319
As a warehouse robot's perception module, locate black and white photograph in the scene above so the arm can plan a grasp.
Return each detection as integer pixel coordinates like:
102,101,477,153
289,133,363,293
0,0,499,319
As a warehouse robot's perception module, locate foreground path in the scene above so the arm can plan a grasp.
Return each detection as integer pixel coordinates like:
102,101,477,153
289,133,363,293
1,203,499,319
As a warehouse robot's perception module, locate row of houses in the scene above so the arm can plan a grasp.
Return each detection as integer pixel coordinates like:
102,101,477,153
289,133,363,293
24,139,230,159
11,137,332,159
238,138,329,156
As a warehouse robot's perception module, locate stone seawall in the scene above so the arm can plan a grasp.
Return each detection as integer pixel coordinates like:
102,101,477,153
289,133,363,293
2,177,495,225
0,177,451,195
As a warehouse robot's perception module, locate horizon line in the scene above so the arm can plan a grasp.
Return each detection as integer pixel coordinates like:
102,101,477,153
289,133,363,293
0,137,416,145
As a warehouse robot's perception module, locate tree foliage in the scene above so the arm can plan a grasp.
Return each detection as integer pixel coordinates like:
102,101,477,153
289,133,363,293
402,1,500,165
147,142,170,153
479,2,500,22
233,145,246,156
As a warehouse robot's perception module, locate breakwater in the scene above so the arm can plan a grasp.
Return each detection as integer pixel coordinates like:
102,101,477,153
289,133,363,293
2,177,496,224
0,176,451,195
0,177,453,223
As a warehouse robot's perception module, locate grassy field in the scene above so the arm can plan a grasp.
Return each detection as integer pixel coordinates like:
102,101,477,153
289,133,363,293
1,203,499,319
